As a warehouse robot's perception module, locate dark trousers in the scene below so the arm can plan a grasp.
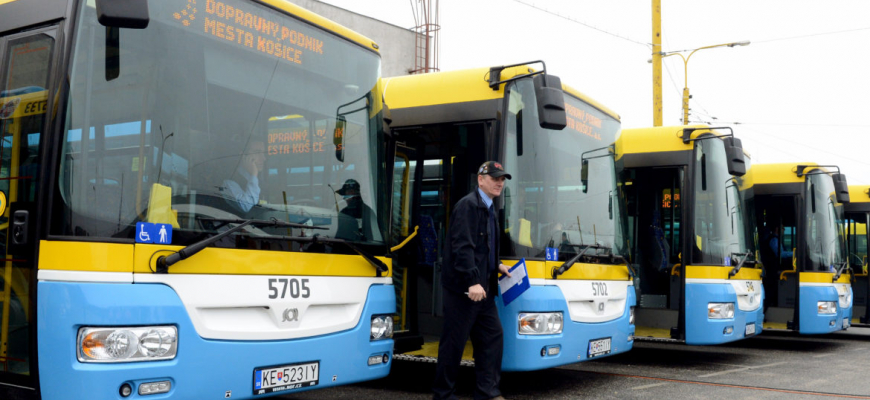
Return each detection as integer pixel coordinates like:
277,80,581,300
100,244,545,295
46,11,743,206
432,288,503,400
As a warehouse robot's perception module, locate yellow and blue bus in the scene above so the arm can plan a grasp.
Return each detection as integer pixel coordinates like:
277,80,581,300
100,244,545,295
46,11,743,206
845,185,869,326
752,163,852,333
0,0,397,398
383,62,635,371
617,125,763,345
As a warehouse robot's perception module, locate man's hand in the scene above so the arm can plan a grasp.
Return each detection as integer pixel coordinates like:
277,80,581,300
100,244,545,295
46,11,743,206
498,263,512,277
245,154,260,176
467,284,486,301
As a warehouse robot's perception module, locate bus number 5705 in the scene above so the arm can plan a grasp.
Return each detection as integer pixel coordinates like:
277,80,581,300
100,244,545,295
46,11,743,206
268,278,311,299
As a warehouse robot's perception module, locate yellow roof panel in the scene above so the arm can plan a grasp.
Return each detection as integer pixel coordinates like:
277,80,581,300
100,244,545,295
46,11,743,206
259,0,380,52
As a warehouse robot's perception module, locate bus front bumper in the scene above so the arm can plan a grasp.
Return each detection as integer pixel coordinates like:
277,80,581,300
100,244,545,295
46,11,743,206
37,281,394,400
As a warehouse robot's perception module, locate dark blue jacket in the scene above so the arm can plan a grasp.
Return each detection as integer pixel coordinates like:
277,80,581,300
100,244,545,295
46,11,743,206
442,189,500,295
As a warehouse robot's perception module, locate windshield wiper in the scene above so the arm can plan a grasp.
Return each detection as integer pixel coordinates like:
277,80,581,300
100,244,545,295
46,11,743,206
832,261,850,282
198,217,327,231
553,244,605,278
554,243,632,277
728,252,756,278
252,233,389,276
156,218,326,273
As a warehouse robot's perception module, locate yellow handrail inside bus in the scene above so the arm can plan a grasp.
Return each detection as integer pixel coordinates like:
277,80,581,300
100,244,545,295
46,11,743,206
671,264,681,277
857,256,869,277
390,225,419,253
780,248,798,280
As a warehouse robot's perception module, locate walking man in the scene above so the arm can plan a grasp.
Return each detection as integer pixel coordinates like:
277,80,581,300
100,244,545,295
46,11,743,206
433,161,512,400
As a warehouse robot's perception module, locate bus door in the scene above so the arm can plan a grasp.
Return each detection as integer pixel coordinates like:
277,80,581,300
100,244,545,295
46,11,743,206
390,144,419,352
756,195,799,329
391,122,487,353
625,166,684,339
0,26,57,392
846,212,868,323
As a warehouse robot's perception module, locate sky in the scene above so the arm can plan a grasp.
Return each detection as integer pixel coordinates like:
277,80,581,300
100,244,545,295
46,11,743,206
318,0,870,185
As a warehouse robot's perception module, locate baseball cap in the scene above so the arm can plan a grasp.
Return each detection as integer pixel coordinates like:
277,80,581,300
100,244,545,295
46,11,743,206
336,179,361,195
477,161,511,179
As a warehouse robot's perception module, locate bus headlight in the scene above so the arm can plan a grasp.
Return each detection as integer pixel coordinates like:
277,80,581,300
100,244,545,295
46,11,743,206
817,301,837,315
370,315,394,340
77,326,177,363
518,312,563,335
629,306,635,325
707,303,734,319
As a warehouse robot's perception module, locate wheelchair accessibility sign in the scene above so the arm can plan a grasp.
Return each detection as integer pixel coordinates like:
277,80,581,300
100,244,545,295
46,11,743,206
136,222,173,244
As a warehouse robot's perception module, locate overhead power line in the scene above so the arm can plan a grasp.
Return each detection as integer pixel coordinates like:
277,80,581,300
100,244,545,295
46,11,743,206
716,121,870,128
512,0,650,48
753,27,870,44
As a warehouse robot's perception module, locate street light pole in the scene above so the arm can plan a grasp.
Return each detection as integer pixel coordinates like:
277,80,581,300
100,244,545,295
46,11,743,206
654,41,750,125
651,0,663,126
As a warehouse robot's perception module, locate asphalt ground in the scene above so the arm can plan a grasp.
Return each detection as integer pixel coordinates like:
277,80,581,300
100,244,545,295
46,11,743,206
279,327,870,400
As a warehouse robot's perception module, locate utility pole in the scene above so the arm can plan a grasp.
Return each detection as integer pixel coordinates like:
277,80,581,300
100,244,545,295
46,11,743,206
652,0,663,126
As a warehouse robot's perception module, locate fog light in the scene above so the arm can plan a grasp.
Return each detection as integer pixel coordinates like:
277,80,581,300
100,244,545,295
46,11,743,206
829,320,836,327
368,354,387,366
120,383,133,397
139,381,171,395
723,326,733,335
708,303,735,319
382,353,390,364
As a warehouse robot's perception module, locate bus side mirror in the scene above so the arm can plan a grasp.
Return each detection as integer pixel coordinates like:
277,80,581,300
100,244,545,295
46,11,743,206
532,74,567,130
725,137,746,177
334,115,346,162
96,0,150,29
580,159,589,193
833,173,850,203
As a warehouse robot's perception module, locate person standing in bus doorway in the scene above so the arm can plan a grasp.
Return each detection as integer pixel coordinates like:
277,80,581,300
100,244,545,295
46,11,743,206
433,161,513,400
223,138,266,213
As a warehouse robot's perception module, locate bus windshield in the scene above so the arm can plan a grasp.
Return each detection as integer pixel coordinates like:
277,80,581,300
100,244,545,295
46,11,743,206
56,0,387,246
804,173,847,271
692,137,755,266
502,79,626,260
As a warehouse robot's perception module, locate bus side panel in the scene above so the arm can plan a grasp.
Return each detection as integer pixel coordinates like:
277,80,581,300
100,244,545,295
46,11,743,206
37,281,394,400
798,285,841,334
497,285,635,372
684,283,763,345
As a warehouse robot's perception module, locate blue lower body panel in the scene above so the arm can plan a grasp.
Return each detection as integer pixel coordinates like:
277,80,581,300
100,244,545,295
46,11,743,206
37,281,394,400
496,285,635,372
798,286,841,334
685,283,764,345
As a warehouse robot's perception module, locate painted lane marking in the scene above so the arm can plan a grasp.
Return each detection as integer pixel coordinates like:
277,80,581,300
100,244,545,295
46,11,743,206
632,382,669,390
592,371,870,399
697,361,787,378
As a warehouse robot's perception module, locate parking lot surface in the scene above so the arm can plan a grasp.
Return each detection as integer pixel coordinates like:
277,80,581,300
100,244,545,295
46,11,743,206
281,327,870,399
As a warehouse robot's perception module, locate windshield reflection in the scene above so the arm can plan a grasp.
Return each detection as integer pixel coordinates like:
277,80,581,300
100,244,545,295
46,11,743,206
804,173,847,271
502,80,626,261
692,137,754,266
57,0,387,248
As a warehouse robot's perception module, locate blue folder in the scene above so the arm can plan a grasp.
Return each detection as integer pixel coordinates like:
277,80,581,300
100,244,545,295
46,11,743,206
499,258,530,306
